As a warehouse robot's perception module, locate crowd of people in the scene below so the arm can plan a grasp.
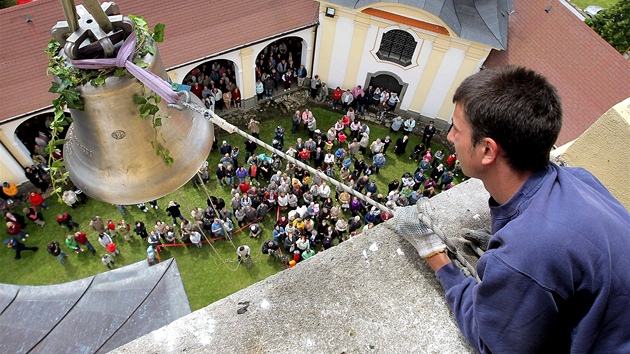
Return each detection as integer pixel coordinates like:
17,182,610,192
3,64,461,269
181,38,305,113
201,95,460,264
255,38,306,100
183,59,242,112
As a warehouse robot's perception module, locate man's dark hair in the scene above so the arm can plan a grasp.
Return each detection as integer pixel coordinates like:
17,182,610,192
453,66,562,172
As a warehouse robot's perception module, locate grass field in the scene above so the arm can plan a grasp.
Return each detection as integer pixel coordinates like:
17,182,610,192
1,102,456,311
570,0,618,11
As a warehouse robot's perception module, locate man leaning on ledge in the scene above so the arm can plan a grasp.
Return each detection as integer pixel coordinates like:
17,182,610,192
415,66,630,353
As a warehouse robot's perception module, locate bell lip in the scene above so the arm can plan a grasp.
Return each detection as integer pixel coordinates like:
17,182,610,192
64,122,214,205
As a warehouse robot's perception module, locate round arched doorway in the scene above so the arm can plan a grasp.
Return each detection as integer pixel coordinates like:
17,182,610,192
181,59,241,112
368,73,403,97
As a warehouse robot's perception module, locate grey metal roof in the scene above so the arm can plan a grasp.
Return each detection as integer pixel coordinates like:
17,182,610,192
0,258,190,353
328,0,512,49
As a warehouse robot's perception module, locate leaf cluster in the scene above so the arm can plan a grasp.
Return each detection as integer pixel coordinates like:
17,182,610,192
585,0,630,54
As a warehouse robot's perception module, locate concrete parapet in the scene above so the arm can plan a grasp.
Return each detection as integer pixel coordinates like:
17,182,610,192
557,98,630,210
113,179,491,353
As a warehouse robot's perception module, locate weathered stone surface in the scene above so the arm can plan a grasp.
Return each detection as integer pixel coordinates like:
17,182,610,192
113,179,490,354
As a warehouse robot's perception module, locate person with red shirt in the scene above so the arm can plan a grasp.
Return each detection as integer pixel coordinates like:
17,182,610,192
74,231,96,255
298,148,310,163
332,86,343,109
6,221,28,241
56,213,80,231
340,115,350,127
190,82,202,99
446,153,457,170
28,191,48,210
232,87,242,108
107,219,116,236
248,163,259,186
238,180,250,194
336,130,348,147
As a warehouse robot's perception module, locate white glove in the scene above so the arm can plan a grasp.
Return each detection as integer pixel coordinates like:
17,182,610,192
396,199,446,258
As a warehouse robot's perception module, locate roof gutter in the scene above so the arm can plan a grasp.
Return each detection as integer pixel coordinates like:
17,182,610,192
1,106,55,126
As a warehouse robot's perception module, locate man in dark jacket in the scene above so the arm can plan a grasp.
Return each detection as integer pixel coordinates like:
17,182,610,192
422,121,436,148
244,139,257,161
166,201,184,226
56,213,80,231
47,241,67,263
219,141,232,155
5,238,38,259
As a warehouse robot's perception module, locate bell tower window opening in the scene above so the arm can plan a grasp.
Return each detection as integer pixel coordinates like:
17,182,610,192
376,30,417,67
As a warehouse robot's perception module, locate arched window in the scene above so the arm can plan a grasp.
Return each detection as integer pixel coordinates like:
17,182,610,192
376,30,417,67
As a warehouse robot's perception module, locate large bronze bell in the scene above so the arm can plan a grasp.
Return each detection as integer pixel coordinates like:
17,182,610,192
54,1,213,205
63,53,213,205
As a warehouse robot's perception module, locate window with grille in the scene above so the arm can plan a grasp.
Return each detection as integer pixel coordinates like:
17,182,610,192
376,30,417,67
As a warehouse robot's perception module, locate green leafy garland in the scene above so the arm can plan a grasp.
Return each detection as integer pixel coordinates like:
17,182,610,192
44,16,167,201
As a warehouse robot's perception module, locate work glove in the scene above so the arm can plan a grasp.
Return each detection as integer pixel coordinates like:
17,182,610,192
396,198,446,259
462,228,492,254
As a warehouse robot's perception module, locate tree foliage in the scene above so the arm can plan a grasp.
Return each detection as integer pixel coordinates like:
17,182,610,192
585,0,630,54
0,0,16,9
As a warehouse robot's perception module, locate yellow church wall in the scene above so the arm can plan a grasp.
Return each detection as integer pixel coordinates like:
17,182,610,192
318,1,491,124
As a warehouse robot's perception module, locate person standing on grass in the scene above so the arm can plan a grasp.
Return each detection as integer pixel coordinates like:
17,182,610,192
190,231,202,248
90,216,106,234
390,116,403,133
56,213,80,231
307,114,317,139
134,221,149,240
372,153,386,174
421,120,436,148
248,119,261,139
432,148,445,168
62,190,80,209
4,211,26,230
291,110,301,135
29,191,49,210
23,207,45,227
65,234,84,254
101,254,115,269
6,220,28,241
237,245,251,262
47,241,67,264
4,237,38,259
98,232,119,257
148,231,162,251
394,135,409,156
74,231,96,255
166,201,184,227
211,218,225,239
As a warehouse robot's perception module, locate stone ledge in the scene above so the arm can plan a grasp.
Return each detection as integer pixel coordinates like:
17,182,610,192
113,179,490,353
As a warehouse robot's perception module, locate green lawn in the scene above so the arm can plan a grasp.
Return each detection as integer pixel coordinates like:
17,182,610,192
1,102,455,311
570,0,618,11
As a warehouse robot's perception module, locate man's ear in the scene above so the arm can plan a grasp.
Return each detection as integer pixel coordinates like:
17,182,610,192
480,138,499,166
